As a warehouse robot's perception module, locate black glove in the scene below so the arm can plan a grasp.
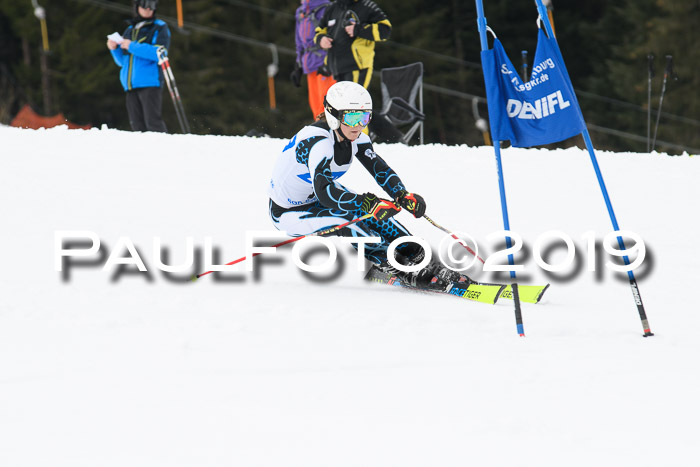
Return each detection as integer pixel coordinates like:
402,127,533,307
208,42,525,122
290,62,302,87
360,193,401,221
317,63,332,77
395,191,426,218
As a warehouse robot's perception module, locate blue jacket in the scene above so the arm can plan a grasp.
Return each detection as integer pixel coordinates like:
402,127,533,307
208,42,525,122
110,18,171,91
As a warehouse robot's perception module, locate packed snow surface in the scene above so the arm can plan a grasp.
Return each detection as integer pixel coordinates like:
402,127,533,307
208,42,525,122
1,125,698,466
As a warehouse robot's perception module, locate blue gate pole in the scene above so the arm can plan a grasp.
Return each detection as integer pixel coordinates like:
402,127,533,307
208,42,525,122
533,0,653,336
475,0,524,337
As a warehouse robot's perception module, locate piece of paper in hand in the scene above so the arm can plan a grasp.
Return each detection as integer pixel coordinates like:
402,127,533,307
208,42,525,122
107,32,124,44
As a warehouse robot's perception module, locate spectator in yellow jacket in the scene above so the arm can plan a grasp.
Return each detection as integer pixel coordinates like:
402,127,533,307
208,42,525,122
314,0,391,88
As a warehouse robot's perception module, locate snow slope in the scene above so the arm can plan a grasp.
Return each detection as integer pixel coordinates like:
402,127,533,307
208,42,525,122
1,125,698,467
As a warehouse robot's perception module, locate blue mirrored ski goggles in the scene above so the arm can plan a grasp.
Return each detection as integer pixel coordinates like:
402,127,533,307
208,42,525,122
341,110,372,128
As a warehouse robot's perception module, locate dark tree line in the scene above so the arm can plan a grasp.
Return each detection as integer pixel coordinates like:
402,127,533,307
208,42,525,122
1,0,698,153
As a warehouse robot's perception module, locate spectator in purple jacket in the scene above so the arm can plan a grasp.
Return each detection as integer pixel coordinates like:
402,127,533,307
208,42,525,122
290,0,337,119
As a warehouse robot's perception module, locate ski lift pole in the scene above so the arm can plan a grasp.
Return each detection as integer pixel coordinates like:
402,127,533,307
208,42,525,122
475,0,524,337
32,0,51,115
176,0,184,29
651,55,674,152
31,0,49,52
471,97,491,146
646,54,654,152
542,0,555,36
267,44,279,110
157,47,190,134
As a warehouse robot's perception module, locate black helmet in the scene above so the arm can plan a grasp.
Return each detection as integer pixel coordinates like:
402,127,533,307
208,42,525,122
133,0,157,18
135,0,158,11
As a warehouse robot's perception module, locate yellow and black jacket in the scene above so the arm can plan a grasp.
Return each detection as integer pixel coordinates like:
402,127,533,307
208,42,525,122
314,0,391,77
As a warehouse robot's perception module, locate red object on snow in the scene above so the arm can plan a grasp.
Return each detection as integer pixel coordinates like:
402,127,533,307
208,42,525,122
10,105,91,130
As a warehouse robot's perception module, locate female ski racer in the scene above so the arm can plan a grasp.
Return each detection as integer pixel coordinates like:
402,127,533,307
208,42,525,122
267,81,454,289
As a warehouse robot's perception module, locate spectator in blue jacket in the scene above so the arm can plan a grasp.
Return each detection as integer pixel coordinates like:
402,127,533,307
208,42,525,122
107,0,170,132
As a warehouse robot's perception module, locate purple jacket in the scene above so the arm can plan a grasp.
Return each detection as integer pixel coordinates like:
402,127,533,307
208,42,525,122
295,0,330,74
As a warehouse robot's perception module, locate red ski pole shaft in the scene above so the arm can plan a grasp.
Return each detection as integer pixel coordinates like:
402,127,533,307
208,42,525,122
423,215,486,264
192,213,373,280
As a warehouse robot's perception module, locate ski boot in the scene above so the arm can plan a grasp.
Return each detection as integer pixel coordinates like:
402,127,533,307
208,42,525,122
378,254,457,292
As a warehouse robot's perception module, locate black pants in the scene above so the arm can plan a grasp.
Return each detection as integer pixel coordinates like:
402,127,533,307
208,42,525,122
335,68,373,89
126,86,167,133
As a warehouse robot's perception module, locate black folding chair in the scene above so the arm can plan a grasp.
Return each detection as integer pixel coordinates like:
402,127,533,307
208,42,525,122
378,62,425,144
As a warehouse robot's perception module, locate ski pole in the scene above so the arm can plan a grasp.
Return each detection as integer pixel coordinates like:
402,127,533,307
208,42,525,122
158,50,187,133
163,54,189,133
192,213,373,280
651,55,674,151
423,215,485,264
160,48,189,133
157,47,191,134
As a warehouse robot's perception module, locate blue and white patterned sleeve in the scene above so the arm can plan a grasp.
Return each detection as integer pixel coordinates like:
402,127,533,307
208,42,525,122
354,141,406,198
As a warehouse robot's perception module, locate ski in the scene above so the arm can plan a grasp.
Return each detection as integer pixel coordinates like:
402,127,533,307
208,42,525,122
364,266,550,305
488,283,550,304
364,266,506,305
430,270,550,304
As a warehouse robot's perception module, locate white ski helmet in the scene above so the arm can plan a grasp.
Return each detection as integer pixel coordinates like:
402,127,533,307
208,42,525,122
323,81,372,130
